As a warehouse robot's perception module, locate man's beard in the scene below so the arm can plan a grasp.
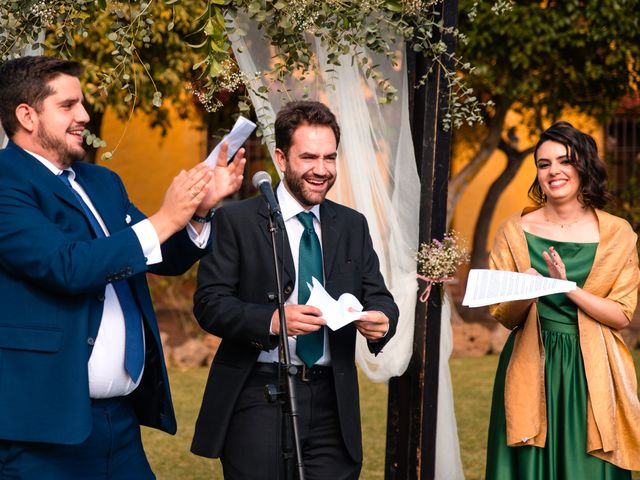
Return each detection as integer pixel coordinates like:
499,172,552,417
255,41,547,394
284,168,335,208
37,124,86,168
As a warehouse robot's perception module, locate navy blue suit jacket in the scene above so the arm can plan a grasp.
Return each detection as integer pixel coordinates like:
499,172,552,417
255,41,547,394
0,141,206,445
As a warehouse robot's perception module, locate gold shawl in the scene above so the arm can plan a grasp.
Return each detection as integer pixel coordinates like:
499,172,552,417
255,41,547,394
489,208,640,470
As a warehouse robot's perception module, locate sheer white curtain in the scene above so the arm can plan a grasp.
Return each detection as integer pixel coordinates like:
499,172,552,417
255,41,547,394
229,14,419,381
229,13,463,479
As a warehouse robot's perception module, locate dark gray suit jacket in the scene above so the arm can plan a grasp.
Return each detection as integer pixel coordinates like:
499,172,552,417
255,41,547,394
190,195,398,462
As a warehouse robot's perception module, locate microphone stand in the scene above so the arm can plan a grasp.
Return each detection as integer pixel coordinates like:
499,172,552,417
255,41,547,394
264,208,305,480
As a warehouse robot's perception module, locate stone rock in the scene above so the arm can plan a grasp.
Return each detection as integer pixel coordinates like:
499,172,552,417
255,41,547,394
172,338,209,368
452,322,491,357
489,325,511,354
450,300,465,325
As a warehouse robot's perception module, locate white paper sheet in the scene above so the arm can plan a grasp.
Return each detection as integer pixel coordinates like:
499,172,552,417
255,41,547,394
462,269,576,308
304,277,365,330
203,116,256,166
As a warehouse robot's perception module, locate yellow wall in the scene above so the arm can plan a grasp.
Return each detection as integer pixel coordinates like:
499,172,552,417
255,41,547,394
97,105,604,255
452,112,603,250
96,109,207,215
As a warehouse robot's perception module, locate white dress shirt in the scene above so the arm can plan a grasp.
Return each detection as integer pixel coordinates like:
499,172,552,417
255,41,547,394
28,150,210,398
257,183,331,366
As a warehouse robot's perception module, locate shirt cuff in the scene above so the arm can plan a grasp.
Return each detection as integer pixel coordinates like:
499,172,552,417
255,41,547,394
132,219,162,265
186,221,211,249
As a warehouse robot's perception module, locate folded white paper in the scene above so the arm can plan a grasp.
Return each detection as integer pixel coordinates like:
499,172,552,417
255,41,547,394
462,269,576,308
204,116,256,166
304,277,364,330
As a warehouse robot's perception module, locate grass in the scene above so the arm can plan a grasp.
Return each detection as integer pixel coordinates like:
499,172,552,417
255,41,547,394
142,368,389,479
450,356,498,480
143,352,639,479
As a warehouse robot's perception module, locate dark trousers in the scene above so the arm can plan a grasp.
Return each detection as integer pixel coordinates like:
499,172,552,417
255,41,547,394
221,365,361,480
0,397,154,480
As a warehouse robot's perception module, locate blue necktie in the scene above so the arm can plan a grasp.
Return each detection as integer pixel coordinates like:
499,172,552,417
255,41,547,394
59,170,144,383
295,211,324,367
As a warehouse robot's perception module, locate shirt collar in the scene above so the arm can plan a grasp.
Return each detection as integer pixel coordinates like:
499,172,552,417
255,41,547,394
276,182,321,223
23,148,76,180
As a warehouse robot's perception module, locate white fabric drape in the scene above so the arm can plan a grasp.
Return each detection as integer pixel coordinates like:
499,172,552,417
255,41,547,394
228,13,464,478
437,294,465,480
229,14,419,381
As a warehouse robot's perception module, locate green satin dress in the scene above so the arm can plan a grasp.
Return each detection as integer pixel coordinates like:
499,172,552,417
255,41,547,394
485,232,630,480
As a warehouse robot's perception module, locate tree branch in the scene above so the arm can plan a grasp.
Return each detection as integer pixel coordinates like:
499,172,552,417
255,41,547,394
447,95,511,224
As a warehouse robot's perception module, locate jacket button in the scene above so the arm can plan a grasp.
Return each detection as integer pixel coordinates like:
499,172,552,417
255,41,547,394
97,294,105,302
87,337,95,346
284,284,293,295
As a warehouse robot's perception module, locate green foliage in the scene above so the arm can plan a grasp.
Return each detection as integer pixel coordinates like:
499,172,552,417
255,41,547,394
1,1,211,160
458,0,640,128
606,174,640,254
1,0,492,138
210,0,489,129
451,0,640,271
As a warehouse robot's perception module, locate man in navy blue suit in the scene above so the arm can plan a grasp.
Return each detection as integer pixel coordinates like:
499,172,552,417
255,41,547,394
0,55,245,479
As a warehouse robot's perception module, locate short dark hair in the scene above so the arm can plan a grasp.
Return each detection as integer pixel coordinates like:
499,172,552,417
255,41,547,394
274,101,341,156
0,56,83,137
528,121,612,209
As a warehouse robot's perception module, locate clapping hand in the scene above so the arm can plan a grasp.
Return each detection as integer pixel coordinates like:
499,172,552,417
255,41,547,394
542,246,567,280
196,142,246,214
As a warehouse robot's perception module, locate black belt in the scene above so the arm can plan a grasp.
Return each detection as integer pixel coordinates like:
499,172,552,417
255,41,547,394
253,362,332,382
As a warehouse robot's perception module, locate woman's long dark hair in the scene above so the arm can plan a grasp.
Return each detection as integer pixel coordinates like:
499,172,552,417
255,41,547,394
528,121,612,209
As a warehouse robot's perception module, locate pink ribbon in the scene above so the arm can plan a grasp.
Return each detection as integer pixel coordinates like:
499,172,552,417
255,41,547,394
417,274,454,303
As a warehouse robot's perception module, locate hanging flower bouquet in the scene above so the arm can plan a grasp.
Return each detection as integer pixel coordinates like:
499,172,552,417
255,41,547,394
415,231,469,303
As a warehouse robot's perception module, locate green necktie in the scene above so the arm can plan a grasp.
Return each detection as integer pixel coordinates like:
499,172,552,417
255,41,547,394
296,211,325,367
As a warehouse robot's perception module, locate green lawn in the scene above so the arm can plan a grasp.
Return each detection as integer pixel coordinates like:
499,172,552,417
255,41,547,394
143,368,388,479
143,352,639,479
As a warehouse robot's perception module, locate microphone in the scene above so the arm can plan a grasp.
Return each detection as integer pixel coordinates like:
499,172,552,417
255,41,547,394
252,171,284,228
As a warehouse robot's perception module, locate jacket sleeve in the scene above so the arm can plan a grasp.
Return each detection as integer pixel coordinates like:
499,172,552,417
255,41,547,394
106,169,207,277
357,214,399,354
193,206,277,350
0,172,147,295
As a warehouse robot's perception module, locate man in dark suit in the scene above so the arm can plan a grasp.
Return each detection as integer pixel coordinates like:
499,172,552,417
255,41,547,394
191,100,399,479
0,55,245,479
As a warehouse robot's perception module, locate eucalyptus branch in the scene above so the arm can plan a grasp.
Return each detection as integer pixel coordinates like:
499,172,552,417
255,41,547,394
0,0,510,144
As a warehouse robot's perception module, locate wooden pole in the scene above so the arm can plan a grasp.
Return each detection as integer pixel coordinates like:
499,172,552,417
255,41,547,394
385,1,459,478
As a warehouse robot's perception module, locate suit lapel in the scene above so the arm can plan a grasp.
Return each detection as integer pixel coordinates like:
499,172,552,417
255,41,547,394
320,201,340,280
10,144,86,217
256,201,295,283
8,143,121,233
73,165,123,234
7,142,91,224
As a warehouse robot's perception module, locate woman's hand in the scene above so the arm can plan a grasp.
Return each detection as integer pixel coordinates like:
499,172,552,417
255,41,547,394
541,247,629,329
542,246,567,280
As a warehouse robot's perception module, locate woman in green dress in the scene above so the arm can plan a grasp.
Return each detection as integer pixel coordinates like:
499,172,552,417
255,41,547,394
485,121,640,479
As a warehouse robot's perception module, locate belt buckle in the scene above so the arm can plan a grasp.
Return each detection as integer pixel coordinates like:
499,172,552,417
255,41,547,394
300,364,312,382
